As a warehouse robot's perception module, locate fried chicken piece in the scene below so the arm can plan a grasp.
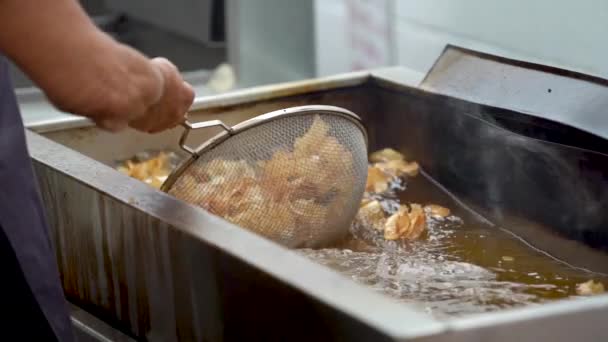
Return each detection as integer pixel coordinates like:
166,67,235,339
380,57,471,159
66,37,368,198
366,165,391,193
383,203,426,240
405,204,426,240
384,207,411,240
369,148,405,163
377,159,419,178
118,152,171,189
356,200,386,231
293,115,330,158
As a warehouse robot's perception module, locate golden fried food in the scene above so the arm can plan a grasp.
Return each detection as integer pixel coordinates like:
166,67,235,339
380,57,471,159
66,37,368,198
293,115,330,158
366,166,391,193
406,204,426,240
167,115,356,247
384,207,411,240
382,204,426,240
117,152,172,189
576,280,605,296
291,199,328,235
356,199,428,241
363,149,420,196
369,148,405,163
354,148,430,241
204,159,256,180
377,159,420,178
424,204,451,218
357,200,386,231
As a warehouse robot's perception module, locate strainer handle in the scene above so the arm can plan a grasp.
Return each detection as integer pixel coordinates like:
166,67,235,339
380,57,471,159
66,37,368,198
179,119,233,155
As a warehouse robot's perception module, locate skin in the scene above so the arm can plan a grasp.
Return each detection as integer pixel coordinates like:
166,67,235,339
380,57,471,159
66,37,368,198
0,0,195,133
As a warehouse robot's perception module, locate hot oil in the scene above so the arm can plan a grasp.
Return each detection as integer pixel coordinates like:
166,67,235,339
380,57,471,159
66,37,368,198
298,172,608,319
116,151,608,318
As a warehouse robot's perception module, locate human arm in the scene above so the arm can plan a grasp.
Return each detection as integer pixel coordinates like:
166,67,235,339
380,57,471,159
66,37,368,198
0,0,194,132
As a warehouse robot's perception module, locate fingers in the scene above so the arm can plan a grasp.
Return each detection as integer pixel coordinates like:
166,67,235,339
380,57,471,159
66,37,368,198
88,56,194,134
128,57,195,134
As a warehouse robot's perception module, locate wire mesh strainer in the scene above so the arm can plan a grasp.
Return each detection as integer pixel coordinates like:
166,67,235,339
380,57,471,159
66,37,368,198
161,105,368,248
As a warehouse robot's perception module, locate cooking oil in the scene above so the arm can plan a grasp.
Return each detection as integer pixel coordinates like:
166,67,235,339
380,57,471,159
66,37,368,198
298,172,608,319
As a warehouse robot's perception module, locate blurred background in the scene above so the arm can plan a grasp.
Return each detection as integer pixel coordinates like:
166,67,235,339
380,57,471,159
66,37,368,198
13,0,608,122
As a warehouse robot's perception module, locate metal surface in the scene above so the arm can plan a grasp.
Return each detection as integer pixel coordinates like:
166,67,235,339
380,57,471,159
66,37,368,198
70,304,135,342
178,119,233,155
420,45,608,140
27,66,608,341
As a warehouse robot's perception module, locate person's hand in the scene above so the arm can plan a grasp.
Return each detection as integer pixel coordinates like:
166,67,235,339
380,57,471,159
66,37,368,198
0,0,195,134
125,58,195,133
96,57,195,133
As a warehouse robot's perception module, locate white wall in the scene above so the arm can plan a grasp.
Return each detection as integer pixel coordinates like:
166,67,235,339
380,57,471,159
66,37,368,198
315,0,608,80
229,0,316,87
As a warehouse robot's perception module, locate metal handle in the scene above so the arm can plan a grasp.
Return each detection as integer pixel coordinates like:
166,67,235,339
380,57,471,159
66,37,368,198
179,118,233,155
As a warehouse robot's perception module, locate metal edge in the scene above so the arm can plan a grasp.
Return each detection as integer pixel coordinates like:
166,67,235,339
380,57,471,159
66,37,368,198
189,69,372,111
413,44,608,141
161,105,369,192
417,43,453,88
439,295,608,341
26,130,445,340
70,304,136,342
27,116,94,133
422,44,608,88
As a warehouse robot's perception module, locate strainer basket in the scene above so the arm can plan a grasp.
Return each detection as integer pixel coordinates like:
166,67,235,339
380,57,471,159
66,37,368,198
161,105,369,248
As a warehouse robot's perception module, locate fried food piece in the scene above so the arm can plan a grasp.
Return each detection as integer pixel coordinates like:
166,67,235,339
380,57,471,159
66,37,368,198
383,203,426,240
366,165,391,193
293,115,330,158
229,200,297,244
262,150,295,181
406,204,426,240
200,177,259,217
225,178,265,213
256,115,354,205
204,159,256,180
170,159,261,217
118,152,171,189
377,159,419,178
259,150,302,201
290,199,328,233
576,280,605,296
166,115,357,247
357,200,386,231
317,135,355,193
384,207,411,240
290,198,323,216
370,148,405,163
424,204,451,218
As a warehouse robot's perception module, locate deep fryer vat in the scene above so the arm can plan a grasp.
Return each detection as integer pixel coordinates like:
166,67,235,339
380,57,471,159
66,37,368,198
27,68,608,341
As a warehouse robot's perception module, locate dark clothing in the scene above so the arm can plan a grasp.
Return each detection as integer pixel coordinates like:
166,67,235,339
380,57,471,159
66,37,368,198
0,56,73,341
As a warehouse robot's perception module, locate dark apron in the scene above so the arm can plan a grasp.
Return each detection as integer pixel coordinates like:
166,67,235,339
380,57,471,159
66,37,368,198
0,57,73,341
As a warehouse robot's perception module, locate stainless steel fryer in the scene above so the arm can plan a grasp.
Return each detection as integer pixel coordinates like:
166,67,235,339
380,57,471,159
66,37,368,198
25,50,608,341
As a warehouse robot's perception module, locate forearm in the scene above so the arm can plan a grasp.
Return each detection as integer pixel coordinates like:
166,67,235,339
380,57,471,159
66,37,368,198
0,0,162,121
